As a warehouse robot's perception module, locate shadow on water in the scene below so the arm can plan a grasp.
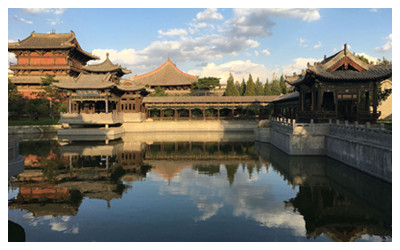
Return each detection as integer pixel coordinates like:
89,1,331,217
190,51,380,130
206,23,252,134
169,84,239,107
255,141,392,241
8,132,391,242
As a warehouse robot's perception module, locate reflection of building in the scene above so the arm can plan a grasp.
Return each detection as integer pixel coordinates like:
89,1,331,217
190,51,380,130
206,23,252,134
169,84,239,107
255,142,392,241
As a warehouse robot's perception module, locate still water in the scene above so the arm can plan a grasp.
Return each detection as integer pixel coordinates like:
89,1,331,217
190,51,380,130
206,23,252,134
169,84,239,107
8,132,392,242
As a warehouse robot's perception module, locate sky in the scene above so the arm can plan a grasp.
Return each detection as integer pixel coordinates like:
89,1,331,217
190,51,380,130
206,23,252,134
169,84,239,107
7,5,393,84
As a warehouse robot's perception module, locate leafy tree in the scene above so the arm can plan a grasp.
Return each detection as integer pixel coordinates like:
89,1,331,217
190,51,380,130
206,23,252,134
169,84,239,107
279,74,287,94
24,98,50,116
264,78,272,96
270,80,281,95
37,74,65,117
191,77,220,91
223,73,240,96
152,86,169,96
244,74,256,96
240,79,246,96
8,79,26,119
255,77,264,96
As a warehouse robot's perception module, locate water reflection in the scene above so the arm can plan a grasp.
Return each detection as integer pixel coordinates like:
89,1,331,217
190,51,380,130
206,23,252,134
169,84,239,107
8,132,391,242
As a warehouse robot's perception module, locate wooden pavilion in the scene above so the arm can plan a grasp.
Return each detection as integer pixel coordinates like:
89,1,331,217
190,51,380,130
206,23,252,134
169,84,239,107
285,44,392,123
8,31,99,98
130,58,198,92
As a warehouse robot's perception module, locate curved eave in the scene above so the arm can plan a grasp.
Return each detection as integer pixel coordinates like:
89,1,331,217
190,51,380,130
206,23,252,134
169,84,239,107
133,60,197,81
309,68,392,82
52,82,115,90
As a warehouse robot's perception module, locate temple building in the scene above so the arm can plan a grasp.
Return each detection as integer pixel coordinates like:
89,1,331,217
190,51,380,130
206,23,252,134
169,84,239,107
83,52,131,79
8,31,99,98
130,58,198,93
285,44,392,123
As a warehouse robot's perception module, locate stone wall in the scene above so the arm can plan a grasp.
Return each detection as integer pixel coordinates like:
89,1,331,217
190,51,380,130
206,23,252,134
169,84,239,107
123,120,259,133
254,118,392,182
326,123,392,183
8,125,63,134
268,118,329,155
59,112,123,125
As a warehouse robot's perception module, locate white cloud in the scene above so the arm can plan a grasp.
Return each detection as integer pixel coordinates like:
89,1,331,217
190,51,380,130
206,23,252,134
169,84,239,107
313,42,322,49
262,49,271,56
195,8,223,22
224,9,320,39
12,15,32,24
370,8,378,12
188,60,278,84
281,57,319,76
21,8,66,15
158,28,187,37
375,34,392,53
254,50,259,56
47,18,63,26
298,38,307,47
355,53,380,64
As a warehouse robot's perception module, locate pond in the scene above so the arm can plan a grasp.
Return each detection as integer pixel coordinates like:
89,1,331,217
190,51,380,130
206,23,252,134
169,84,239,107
8,132,392,242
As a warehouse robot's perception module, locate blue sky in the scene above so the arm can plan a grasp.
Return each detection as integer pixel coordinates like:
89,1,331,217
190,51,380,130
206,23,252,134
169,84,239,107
7,7,392,83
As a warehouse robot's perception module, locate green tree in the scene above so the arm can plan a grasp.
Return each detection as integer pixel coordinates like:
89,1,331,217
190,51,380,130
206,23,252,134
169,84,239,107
270,79,281,95
279,74,287,94
244,74,256,96
191,77,220,95
255,77,264,96
152,86,169,96
223,73,240,96
240,79,246,96
37,74,65,117
8,79,26,119
264,78,272,96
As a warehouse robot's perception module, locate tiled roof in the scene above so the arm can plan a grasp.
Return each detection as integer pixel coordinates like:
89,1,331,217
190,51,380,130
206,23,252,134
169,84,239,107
9,75,75,84
8,31,98,60
116,79,154,92
131,58,198,86
143,96,279,104
52,73,115,89
83,53,131,75
286,44,392,85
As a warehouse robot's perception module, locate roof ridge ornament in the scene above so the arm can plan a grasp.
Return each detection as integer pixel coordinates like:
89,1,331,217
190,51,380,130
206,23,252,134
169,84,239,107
344,43,348,55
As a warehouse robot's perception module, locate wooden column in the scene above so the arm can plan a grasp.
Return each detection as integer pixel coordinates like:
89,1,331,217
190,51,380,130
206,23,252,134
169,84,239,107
105,95,109,114
334,90,338,117
202,108,206,120
372,82,377,114
68,96,72,114
311,89,315,111
174,107,178,120
189,108,192,120
300,91,305,111
365,91,370,111
217,108,220,120
318,88,323,111
231,107,235,119
160,109,164,120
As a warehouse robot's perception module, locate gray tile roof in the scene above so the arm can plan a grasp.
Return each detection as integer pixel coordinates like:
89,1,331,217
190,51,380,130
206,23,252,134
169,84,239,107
83,53,131,75
131,58,198,86
8,31,98,60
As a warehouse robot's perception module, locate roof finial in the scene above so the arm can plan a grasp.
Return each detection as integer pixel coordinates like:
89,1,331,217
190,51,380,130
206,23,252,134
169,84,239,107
344,43,348,55
106,52,109,59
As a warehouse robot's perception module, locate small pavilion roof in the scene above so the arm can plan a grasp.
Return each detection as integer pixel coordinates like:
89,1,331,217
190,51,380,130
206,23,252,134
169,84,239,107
286,44,392,86
8,31,99,61
52,73,115,89
83,53,132,75
131,58,198,87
